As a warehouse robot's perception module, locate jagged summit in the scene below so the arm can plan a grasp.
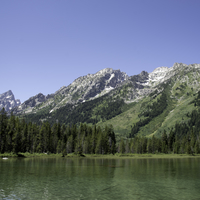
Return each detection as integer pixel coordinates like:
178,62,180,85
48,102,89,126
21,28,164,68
146,63,200,86
95,68,123,76
0,90,21,112
10,62,200,117
13,68,129,114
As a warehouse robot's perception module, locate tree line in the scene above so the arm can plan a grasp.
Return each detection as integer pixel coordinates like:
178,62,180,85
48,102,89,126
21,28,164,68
1,105,200,155
119,129,200,154
0,108,116,155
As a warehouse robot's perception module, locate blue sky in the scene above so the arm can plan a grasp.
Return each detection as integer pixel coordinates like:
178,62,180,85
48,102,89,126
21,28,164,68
1,0,200,103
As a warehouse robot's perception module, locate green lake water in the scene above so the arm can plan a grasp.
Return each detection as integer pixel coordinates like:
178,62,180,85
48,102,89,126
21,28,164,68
0,157,200,200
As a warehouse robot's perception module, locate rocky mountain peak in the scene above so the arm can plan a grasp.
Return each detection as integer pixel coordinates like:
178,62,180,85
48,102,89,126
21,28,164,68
65,68,128,102
151,66,169,73
0,90,21,112
12,62,200,116
98,67,113,73
12,68,129,114
172,62,187,70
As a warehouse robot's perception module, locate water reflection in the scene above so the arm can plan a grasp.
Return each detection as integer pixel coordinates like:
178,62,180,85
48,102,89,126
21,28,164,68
0,157,200,199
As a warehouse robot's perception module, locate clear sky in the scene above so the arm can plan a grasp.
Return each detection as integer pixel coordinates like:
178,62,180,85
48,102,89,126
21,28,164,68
1,0,200,103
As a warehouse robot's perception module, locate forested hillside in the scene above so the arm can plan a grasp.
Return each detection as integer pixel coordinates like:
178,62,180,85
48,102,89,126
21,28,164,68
1,107,200,155
0,108,116,155
23,94,125,126
3,63,200,142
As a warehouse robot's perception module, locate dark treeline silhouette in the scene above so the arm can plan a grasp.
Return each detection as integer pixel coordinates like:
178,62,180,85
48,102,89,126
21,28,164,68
127,109,200,154
120,130,200,154
1,106,200,155
0,108,116,155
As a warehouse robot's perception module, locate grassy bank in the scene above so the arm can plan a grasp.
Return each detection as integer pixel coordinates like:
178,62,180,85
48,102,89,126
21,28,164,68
84,153,200,159
1,152,200,159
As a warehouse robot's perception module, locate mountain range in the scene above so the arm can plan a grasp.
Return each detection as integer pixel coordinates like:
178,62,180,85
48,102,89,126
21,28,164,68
1,62,200,138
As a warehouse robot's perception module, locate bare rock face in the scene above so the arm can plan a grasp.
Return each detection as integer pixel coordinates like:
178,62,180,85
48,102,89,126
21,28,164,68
69,68,128,101
47,68,129,112
0,90,21,112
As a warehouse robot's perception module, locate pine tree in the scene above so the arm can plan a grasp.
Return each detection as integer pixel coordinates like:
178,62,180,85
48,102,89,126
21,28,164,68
6,112,16,152
21,123,28,152
83,135,90,154
173,136,180,154
51,123,59,153
95,132,103,154
141,137,147,154
168,130,175,152
119,138,125,153
125,139,130,153
0,108,8,153
194,141,200,154
111,142,116,155
12,118,21,154
147,138,152,153
56,140,62,153
91,125,97,154
162,130,168,153
66,135,73,153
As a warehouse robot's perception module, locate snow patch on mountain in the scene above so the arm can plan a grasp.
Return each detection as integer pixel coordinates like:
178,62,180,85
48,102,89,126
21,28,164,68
142,63,190,86
108,73,115,82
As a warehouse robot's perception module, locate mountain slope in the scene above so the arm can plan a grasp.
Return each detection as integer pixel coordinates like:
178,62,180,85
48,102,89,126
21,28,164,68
12,62,200,138
12,68,128,115
99,63,200,138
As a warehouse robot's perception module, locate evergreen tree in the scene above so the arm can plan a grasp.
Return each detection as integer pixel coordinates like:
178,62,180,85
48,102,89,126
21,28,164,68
56,140,62,153
194,141,200,154
147,138,152,153
6,112,16,152
168,130,175,153
125,139,130,153
141,137,147,154
0,108,8,153
162,130,168,153
21,123,28,152
83,135,90,154
173,136,180,154
66,135,73,153
119,138,125,153
95,132,103,154
91,125,97,154
12,118,21,154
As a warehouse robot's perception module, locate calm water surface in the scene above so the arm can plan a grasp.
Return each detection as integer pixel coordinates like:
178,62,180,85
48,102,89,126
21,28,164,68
0,157,200,200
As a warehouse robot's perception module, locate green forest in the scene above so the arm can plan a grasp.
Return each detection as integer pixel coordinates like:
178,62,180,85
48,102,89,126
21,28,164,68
23,95,125,126
0,108,116,155
1,107,200,156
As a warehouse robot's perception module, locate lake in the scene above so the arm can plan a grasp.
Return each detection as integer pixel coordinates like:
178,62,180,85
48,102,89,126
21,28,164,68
0,157,200,200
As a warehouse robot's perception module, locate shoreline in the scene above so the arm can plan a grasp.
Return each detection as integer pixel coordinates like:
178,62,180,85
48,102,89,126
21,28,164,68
1,152,200,159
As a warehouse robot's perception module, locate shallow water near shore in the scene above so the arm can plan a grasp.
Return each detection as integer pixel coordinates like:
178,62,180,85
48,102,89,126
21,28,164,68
0,157,200,200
